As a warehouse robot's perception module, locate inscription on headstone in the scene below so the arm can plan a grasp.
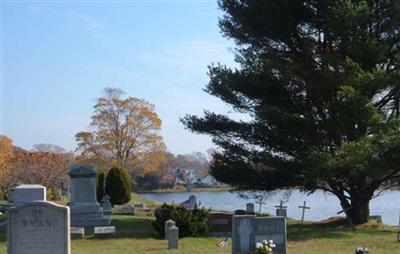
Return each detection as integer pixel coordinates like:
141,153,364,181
7,201,70,254
232,215,287,254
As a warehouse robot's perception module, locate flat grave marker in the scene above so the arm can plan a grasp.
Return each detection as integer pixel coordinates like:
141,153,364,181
94,226,116,238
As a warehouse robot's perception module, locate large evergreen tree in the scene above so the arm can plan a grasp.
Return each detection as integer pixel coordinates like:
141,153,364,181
182,0,400,224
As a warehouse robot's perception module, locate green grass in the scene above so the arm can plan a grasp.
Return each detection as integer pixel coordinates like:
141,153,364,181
128,192,159,208
72,215,229,254
1,215,399,254
287,218,400,254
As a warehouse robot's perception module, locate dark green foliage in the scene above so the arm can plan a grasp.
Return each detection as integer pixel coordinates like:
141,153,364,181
153,203,210,238
134,173,174,191
105,166,131,206
96,172,105,203
0,187,8,201
182,0,400,224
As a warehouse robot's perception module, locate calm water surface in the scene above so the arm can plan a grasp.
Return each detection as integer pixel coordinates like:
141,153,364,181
142,190,400,225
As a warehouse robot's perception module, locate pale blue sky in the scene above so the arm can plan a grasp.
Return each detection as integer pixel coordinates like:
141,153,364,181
2,1,238,154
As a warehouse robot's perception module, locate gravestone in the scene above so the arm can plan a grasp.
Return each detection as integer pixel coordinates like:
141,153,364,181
164,219,176,240
7,201,70,254
208,212,233,236
8,184,46,204
70,227,84,239
168,225,179,249
246,203,255,214
68,165,110,227
275,200,287,218
102,195,112,218
232,215,287,254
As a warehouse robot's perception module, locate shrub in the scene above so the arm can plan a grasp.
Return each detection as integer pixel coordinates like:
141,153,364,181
105,165,131,206
0,187,8,201
46,187,62,201
96,171,105,203
153,203,210,238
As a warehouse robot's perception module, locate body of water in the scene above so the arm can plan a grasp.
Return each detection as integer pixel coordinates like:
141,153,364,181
142,190,400,225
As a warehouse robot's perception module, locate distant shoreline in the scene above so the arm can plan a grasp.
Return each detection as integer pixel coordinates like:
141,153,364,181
138,186,232,194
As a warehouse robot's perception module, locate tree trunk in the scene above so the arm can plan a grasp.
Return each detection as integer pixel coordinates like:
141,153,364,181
334,189,371,225
347,196,370,225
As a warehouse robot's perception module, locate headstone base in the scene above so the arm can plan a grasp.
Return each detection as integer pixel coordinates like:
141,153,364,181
70,227,85,239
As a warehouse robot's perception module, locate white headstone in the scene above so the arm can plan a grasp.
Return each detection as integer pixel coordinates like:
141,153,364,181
7,201,70,254
8,185,46,204
94,226,116,237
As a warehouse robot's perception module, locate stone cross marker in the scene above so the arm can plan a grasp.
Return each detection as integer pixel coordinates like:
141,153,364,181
7,201,70,254
255,198,266,214
298,201,310,222
232,215,287,254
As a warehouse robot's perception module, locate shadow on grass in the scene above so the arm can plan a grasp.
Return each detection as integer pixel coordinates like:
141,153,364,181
108,215,159,239
288,217,397,242
288,217,354,241
0,226,6,243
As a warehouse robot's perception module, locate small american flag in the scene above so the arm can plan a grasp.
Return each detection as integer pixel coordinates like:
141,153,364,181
218,236,229,247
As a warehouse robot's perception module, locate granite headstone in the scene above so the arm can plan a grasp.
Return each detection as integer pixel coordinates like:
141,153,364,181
7,201,70,254
68,165,109,227
232,215,287,254
246,203,255,214
208,212,233,236
168,225,179,249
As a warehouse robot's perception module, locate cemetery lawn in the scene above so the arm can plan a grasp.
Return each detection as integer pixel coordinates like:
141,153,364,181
0,215,399,253
128,192,159,207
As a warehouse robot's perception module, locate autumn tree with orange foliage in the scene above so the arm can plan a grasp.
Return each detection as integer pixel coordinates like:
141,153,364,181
76,88,166,176
0,136,14,198
7,151,73,189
